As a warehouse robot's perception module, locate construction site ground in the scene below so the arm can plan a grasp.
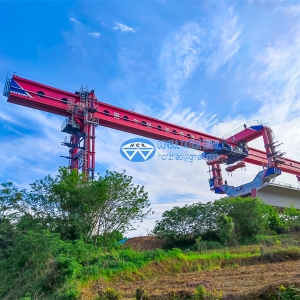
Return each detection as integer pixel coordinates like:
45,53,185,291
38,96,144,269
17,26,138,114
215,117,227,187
81,236,300,299
123,236,165,251
109,259,300,299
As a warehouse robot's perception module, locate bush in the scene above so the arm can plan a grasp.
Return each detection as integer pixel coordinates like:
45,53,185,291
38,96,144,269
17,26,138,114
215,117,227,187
270,284,300,299
153,197,273,247
216,214,235,246
193,285,224,299
193,238,223,252
136,287,150,300
97,288,122,300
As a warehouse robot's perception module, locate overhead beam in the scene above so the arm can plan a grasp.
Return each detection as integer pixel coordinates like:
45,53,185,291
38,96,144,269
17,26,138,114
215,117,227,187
6,75,300,176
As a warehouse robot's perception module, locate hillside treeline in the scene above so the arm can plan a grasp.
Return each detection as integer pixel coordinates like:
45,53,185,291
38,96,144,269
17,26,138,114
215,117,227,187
153,197,300,248
1,168,300,299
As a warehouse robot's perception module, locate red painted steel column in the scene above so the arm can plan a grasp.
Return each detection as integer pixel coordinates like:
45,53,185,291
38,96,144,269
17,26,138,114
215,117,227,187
262,127,277,168
251,188,257,197
211,163,223,187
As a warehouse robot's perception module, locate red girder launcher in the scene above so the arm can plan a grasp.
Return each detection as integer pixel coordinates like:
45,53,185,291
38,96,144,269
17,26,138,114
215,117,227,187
3,74,300,196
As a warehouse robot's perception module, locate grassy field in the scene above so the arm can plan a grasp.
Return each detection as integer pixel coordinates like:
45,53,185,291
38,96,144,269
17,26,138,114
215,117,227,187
75,234,300,299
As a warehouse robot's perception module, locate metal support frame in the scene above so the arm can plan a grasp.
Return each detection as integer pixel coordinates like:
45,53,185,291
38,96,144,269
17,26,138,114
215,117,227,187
4,74,300,195
61,86,98,179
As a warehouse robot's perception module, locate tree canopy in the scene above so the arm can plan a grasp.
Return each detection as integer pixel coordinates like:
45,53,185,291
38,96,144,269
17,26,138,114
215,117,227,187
1,168,151,245
153,196,286,246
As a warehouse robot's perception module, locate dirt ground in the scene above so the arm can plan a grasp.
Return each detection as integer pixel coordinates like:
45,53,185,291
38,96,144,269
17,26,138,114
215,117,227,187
109,259,300,299
123,236,164,251
81,236,300,299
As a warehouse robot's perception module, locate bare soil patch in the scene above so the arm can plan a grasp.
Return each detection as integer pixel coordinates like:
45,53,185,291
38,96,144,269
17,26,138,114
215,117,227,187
87,260,300,299
123,236,164,251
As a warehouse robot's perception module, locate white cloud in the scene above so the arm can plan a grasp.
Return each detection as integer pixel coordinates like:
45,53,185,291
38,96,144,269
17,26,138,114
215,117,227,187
96,127,218,204
69,17,81,25
160,22,204,108
251,32,300,162
233,100,238,109
113,22,136,33
89,32,101,38
200,99,207,108
205,6,242,74
209,26,300,187
159,5,241,110
281,4,300,16
0,110,18,124
62,30,86,59
0,96,65,184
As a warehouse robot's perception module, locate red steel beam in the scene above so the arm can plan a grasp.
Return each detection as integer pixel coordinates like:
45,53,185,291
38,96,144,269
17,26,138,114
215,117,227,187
6,75,300,176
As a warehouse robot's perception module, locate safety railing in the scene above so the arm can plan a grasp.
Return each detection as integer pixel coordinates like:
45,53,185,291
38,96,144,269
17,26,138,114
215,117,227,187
64,136,71,144
269,180,300,190
61,117,71,131
3,77,11,97
227,174,257,187
66,98,75,113
222,120,270,140
227,176,300,190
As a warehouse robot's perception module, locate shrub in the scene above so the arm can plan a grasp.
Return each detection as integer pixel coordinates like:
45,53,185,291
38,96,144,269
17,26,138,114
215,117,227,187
216,214,235,246
193,238,223,252
270,284,300,299
97,287,122,300
136,287,150,300
193,285,224,299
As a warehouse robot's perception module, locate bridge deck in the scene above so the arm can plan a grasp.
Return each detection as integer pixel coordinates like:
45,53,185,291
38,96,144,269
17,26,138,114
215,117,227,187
256,183,300,209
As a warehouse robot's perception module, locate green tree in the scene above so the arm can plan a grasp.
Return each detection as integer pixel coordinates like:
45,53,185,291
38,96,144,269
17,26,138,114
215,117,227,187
216,213,235,246
0,182,24,223
265,205,287,234
221,197,269,241
92,170,151,246
153,201,225,246
23,168,151,245
283,204,300,232
0,182,24,259
153,204,199,245
153,196,271,246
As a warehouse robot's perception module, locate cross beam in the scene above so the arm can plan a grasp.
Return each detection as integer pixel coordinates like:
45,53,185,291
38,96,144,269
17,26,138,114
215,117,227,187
4,75,300,185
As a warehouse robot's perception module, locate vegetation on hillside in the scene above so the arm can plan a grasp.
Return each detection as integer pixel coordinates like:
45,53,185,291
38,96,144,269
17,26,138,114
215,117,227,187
0,168,151,299
152,196,289,248
1,168,300,299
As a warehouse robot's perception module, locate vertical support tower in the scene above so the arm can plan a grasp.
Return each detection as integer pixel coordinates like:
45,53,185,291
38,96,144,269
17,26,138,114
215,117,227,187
61,86,99,179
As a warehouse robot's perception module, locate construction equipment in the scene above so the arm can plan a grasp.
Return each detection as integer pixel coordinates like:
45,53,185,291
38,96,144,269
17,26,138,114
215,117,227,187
3,73,300,197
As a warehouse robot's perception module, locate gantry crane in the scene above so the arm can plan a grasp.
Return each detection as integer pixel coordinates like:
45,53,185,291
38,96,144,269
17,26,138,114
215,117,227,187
3,74,300,197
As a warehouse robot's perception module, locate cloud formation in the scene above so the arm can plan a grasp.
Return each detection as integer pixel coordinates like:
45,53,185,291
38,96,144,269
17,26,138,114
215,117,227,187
89,32,101,38
113,22,135,33
159,5,241,111
69,17,81,25
281,4,300,16
205,6,242,74
160,22,203,108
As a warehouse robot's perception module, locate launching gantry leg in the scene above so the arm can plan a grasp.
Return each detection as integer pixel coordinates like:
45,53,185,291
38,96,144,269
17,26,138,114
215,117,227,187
61,87,99,179
206,121,285,196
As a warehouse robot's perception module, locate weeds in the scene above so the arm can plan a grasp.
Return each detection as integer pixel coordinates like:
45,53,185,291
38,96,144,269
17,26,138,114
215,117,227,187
96,287,122,300
193,285,224,300
270,284,300,299
135,287,150,300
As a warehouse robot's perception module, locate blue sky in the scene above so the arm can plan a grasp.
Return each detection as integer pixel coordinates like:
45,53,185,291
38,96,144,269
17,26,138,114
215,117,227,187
1,0,300,236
